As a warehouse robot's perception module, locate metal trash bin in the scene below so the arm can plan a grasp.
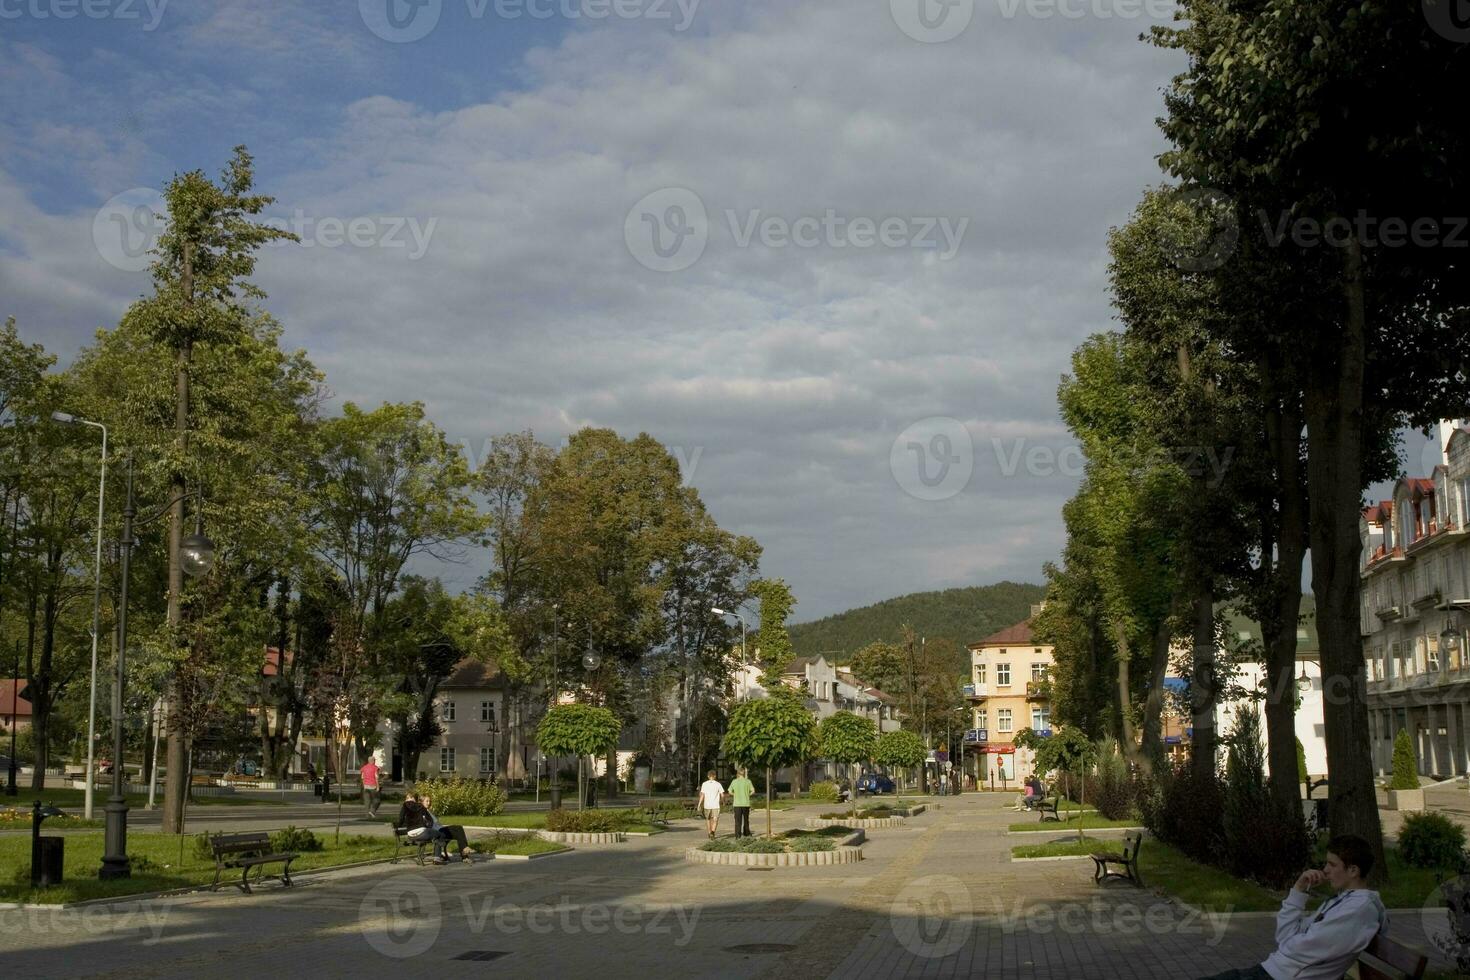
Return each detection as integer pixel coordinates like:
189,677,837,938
33,836,63,887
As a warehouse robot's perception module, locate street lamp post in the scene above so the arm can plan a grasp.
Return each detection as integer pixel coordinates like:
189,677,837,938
101,457,215,880
49,412,107,819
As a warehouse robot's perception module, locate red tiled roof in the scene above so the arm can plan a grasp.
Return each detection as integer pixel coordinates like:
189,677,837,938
1362,500,1392,523
0,680,32,718
975,619,1036,647
442,658,507,689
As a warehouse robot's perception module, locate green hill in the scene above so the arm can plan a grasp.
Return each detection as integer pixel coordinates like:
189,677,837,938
789,582,1047,668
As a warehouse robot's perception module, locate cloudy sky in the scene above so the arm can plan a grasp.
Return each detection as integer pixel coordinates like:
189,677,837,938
3,0,1364,620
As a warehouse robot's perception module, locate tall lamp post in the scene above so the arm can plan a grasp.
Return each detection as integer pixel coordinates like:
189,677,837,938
50,412,107,819
101,457,215,880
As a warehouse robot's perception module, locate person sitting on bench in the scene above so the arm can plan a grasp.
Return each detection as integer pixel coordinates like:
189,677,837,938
421,794,473,863
1196,834,1386,980
1021,776,1043,810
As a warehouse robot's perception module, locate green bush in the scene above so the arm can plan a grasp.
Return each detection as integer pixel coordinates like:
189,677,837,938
787,835,836,852
737,835,785,853
544,808,638,833
192,832,214,861
1139,762,1225,866
1398,812,1467,870
412,776,507,816
808,781,841,803
1390,731,1421,790
271,825,323,853
700,836,740,852
1220,708,1312,889
1092,740,1138,821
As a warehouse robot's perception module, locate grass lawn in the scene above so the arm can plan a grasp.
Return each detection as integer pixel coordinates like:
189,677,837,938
451,812,663,834
0,830,393,905
8,788,285,810
1010,836,1453,917
468,833,569,857
1007,814,1141,833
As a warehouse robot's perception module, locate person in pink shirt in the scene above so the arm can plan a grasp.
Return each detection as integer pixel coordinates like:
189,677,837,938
360,755,382,818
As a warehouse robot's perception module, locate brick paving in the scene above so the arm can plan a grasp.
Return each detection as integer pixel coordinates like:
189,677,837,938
0,792,1458,979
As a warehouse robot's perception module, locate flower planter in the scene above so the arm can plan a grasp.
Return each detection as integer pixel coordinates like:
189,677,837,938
536,830,626,844
685,829,865,866
805,815,906,829
1387,788,1424,812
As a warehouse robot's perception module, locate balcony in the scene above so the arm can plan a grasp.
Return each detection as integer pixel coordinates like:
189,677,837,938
1375,605,1404,622
1026,681,1051,701
1410,588,1442,611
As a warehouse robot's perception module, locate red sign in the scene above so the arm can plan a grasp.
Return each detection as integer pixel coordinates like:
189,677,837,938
977,744,1014,755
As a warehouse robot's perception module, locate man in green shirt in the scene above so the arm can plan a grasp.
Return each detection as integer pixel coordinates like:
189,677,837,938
730,768,756,838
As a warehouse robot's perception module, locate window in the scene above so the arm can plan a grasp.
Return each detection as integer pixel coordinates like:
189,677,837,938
1427,635,1440,673
996,663,1011,686
440,701,456,722
997,709,1013,732
1401,506,1415,548
479,746,495,774
1031,707,1050,730
439,747,456,773
975,663,986,685
480,701,496,724
1031,663,1048,682
975,708,988,731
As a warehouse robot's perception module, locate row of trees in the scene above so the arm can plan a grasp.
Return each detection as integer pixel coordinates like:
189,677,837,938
1039,0,1470,880
1,147,770,834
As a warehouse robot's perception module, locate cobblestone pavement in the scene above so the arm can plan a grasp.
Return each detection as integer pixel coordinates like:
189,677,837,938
0,793,1457,979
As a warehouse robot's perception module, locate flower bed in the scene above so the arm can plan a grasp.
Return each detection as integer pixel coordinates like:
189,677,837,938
685,828,865,867
808,803,924,829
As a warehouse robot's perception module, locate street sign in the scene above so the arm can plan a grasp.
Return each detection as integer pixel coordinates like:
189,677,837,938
962,729,988,743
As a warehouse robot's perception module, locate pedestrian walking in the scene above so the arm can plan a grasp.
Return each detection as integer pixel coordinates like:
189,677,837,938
698,770,725,839
729,768,755,838
360,753,382,818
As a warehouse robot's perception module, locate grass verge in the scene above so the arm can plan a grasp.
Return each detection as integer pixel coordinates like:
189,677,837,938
1007,814,1140,833
452,813,661,834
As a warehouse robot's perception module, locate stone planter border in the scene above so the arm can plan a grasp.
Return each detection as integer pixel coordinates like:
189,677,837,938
806,816,906,829
536,829,627,844
684,829,865,867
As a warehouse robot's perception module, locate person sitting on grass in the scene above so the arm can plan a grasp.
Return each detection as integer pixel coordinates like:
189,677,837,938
1197,834,1387,980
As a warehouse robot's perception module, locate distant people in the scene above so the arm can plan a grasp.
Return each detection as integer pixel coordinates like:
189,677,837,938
360,755,381,818
730,768,756,838
1196,835,1386,980
395,793,436,855
420,794,473,863
698,770,725,839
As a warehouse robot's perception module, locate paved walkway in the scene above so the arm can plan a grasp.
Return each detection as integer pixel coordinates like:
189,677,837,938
0,793,1458,979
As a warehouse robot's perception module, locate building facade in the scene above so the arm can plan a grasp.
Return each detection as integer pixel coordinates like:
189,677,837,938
966,615,1052,785
1361,419,1470,779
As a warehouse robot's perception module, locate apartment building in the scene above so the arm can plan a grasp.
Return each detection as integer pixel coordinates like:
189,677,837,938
966,613,1053,784
1360,419,1470,778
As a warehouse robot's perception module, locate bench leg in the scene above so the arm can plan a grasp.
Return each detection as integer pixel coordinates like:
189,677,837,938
211,863,223,893
279,857,295,888
239,864,253,895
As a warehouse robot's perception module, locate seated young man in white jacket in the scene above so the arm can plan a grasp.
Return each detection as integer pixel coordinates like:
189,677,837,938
1198,834,1387,980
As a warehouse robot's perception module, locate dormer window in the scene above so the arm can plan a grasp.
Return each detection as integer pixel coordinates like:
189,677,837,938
1401,505,1415,548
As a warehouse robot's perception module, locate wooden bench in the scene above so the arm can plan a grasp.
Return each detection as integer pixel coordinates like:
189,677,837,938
1036,797,1061,822
633,800,676,827
392,825,434,865
1356,932,1427,979
1090,830,1143,887
207,832,297,894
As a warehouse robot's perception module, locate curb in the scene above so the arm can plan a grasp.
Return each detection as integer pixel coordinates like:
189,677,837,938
536,830,626,844
682,829,865,867
1009,854,1094,863
1006,826,1144,836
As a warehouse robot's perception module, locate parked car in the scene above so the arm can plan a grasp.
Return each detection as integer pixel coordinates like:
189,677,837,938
856,772,895,795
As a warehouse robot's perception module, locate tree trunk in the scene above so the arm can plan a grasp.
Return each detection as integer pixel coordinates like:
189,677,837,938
605,744,618,798
1190,590,1217,774
1136,616,1173,775
1112,620,1139,759
1304,235,1385,881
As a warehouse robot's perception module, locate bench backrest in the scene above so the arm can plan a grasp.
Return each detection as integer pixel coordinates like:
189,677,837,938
1121,831,1143,861
1357,934,1427,980
210,831,272,857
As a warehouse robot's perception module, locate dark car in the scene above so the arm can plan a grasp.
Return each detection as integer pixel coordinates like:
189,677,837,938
856,772,895,795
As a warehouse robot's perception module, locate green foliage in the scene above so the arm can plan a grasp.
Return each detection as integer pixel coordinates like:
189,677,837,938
786,835,836,852
700,836,740,852
817,712,877,766
1390,730,1421,790
1091,739,1137,821
750,578,797,675
411,776,508,816
1397,813,1467,871
874,729,926,770
1296,737,1308,785
737,835,785,853
544,809,640,833
808,781,841,803
270,826,322,853
788,583,1044,667
720,686,817,772
535,704,622,759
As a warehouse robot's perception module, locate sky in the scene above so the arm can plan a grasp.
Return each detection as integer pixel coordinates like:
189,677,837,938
0,0,1438,620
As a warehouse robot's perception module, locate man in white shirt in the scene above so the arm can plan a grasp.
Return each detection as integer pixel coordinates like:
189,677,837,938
698,770,725,839
1197,835,1388,980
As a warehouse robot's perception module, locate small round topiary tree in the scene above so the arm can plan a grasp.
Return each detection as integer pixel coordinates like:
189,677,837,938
536,704,622,811
818,712,878,819
875,729,926,791
1390,729,1421,791
721,686,817,836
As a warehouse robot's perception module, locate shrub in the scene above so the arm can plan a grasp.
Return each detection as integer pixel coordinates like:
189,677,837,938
652,778,675,792
1140,762,1225,866
809,781,841,803
738,835,785,853
1398,812,1468,870
1092,740,1136,821
1390,731,1421,790
700,836,739,851
788,835,836,852
545,808,639,833
411,776,507,816
192,832,214,861
271,825,323,853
